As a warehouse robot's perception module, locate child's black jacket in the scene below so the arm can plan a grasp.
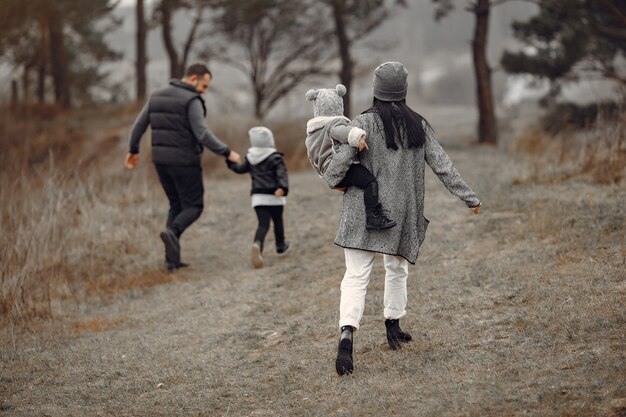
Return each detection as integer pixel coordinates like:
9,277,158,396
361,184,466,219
227,152,289,196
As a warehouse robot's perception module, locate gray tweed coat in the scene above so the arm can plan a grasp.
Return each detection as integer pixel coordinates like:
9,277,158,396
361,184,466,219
323,111,480,264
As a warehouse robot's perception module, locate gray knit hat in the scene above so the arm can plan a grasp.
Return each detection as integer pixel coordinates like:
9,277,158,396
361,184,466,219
248,126,275,148
373,61,408,101
305,84,347,118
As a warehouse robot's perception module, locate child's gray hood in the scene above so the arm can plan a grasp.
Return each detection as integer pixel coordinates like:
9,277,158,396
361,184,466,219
247,147,277,165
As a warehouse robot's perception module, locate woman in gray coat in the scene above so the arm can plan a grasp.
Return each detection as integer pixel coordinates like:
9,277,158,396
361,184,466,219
323,62,481,376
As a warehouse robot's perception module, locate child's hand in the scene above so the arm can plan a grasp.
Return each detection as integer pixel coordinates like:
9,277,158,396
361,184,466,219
471,204,481,215
358,135,368,152
275,188,285,197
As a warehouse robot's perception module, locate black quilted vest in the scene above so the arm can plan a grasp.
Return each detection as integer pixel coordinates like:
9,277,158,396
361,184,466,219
149,79,207,166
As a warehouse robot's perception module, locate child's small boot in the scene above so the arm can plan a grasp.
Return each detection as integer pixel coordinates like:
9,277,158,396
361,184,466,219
276,241,290,256
251,240,264,269
366,204,396,230
335,325,354,375
385,319,412,350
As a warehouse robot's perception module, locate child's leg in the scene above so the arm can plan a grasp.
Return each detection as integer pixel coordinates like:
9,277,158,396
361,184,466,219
268,206,285,246
254,206,272,247
337,164,396,230
336,164,379,209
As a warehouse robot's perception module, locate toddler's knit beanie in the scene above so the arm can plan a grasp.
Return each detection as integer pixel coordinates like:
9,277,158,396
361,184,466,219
373,61,408,101
305,84,347,118
248,126,275,148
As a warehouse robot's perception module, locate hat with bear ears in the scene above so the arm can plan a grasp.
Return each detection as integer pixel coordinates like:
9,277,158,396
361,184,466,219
305,84,347,118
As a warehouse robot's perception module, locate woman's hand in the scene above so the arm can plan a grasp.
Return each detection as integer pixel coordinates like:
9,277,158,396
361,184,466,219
334,187,347,192
275,188,285,197
471,204,481,215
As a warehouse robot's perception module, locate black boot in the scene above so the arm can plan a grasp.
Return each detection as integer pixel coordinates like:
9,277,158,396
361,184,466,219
160,228,180,265
166,261,189,272
366,204,396,231
276,241,290,256
385,319,412,351
335,326,354,376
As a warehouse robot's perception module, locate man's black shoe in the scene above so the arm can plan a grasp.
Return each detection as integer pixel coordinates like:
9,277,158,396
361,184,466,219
160,228,180,265
166,261,189,272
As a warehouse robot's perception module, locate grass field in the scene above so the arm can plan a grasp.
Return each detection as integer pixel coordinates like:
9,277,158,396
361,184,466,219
0,106,624,416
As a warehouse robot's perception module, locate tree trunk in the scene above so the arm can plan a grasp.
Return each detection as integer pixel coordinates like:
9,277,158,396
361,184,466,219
471,0,497,144
332,0,353,117
11,80,19,108
254,86,264,120
161,0,181,79
48,7,71,108
37,15,48,103
136,0,148,101
22,66,30,103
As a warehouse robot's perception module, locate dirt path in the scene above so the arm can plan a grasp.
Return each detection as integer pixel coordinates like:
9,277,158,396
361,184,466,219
1,143,624,417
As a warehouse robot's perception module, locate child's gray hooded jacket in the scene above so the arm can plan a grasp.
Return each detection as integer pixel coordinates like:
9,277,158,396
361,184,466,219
305,115,364,178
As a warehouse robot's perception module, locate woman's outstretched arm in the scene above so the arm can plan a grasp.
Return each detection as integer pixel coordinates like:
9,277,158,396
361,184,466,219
424,123,480,208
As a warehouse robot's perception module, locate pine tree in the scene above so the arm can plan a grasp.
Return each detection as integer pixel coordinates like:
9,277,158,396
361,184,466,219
501,0,626,101
0,0,121,107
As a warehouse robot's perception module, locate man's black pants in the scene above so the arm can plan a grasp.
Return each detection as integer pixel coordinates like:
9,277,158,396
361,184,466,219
154,164,204,238
336,163,379,209
254,206,285,247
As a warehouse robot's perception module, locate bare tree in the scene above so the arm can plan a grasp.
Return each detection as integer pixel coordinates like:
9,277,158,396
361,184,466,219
324,0,404,117
433,0,498,145
155,0,209,79
206,1,335,120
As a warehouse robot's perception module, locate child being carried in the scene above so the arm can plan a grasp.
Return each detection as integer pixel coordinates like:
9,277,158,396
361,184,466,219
305,84,395,230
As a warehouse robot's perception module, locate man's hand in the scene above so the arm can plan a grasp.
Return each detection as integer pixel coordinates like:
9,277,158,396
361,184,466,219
334,186,347,192
274,188,285,197
124,153,139,170
471,204,481,215
227,150,241,164
358,135,369,152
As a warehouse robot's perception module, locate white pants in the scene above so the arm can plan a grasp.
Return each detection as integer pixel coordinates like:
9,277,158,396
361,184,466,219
339,248,409,329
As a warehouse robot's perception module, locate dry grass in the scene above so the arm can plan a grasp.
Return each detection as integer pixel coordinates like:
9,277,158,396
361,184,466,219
0,106,624,416
0,105,310,323
0,104,177,321
511,111,626,185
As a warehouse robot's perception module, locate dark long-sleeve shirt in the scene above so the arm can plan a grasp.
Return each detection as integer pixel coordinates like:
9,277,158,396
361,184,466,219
128,99,230,157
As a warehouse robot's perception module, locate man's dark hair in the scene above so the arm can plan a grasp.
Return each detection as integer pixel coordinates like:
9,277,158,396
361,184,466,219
185,63,212,78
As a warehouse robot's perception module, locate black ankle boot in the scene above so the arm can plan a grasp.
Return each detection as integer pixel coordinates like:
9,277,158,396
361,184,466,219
385,319,412,350
366,204,396,231
335,326,354,375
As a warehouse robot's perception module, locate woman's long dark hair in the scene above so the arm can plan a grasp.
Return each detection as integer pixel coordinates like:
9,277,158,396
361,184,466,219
369,98,432,150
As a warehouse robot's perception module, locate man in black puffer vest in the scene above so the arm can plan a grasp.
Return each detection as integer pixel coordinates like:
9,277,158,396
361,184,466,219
124,63,241,271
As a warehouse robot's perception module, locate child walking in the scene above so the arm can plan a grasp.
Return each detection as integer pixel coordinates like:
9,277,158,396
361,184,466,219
227,126,290,268
305,84,396,230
